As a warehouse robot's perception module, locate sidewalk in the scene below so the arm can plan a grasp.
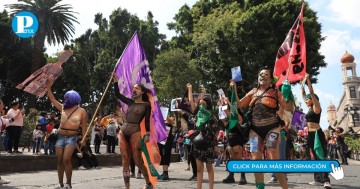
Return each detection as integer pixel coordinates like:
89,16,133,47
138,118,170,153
1,160,359,189
0,144,120,156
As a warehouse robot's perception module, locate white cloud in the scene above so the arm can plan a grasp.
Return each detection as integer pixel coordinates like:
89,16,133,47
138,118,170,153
314,88,340,104
349,39,360,52
320,29,360,66
327,0,360,27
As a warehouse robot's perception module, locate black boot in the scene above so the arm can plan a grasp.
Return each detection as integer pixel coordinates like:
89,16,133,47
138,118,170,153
239,172,247,185
223,172,235,183
161,171,169,180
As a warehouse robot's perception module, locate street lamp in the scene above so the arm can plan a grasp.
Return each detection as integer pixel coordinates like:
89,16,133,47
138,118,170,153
343,104,359,130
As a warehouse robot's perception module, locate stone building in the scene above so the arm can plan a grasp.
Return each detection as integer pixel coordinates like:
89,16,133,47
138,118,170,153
330,51,360,134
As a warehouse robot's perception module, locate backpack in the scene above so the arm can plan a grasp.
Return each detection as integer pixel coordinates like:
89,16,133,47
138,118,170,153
48,133,58,142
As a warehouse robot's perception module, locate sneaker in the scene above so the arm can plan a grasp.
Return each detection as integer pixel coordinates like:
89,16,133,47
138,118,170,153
13,150,22,154
0,178,10,184
309,181,323,186
130,173,135,178
222,175,235,183
144,183,153,189
55,184,64,189
239,178,247,185
63,184,72,189
185,167,190,171
78,166,86,170
188,175,197,181
268,177,278,183
136,172,142,179
76,153,83,158
161,174,169,181
324,182,332,189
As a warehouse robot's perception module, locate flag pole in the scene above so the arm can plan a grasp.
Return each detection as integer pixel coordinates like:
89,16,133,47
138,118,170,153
81,74,113,144
81,31,139,144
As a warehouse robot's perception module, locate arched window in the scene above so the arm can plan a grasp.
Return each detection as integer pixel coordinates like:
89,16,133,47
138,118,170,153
350,86,356,98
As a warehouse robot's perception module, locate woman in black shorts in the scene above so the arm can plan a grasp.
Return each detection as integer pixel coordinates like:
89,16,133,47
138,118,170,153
221,87,248,185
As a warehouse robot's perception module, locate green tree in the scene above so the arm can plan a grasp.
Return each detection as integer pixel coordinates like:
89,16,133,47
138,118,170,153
152,48,201,107
7,0,79,108
0,10,32,107
169,0,325,96
66,8,166,115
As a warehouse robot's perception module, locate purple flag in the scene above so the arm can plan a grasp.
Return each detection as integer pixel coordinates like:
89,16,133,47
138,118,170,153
291,110,307,130
114,32,167,142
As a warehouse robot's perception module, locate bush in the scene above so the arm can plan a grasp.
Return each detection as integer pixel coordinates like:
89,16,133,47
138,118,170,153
345,137,360,151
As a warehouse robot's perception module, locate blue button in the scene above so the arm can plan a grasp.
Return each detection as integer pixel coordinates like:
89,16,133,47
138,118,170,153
227,160,340,173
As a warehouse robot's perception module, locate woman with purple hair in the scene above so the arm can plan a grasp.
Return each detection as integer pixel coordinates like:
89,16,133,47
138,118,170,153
46,82,88,189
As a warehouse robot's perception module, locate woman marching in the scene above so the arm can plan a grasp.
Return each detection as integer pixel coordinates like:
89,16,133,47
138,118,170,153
221,81,247,185
113,74,159,189
187,83,218,189
237,67,294,189
301,73,331,188
46,82,87,189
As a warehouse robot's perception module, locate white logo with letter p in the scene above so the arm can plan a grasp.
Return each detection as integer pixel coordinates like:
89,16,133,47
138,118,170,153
11,11,38,38
15,16,33,33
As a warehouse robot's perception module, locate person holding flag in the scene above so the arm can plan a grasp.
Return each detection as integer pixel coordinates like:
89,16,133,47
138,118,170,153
113,73,157,189
301,73,331,188
112,32,166,189
237,67,294,189
186,83,218,189
221,81,248,185
223,80,249,185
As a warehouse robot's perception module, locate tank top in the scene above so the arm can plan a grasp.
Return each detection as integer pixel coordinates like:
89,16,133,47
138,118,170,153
305,108,321,123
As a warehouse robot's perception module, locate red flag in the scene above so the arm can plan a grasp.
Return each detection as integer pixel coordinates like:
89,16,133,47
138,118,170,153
274,4,306,86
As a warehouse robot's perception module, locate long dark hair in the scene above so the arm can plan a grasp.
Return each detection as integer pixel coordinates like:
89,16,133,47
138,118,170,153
135,83,151,102
202,97,212,110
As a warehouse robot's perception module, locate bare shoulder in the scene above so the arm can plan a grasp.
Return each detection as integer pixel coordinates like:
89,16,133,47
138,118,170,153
246,88,257,96
79,107,87,114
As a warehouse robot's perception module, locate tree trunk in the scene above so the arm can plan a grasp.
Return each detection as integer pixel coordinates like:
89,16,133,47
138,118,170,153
27,30,46,109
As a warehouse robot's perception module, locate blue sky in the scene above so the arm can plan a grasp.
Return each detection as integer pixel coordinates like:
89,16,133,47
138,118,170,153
296,0,360,129
2,0,359,129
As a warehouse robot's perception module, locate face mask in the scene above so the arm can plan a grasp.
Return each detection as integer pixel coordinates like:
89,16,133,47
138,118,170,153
196,104,211,127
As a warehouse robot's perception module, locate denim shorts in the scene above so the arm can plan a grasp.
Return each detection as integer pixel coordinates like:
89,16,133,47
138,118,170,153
55,135,77,148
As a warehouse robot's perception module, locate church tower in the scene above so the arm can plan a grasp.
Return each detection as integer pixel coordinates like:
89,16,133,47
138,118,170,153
341,51,360,100
340,51,360,128
327,101,336,127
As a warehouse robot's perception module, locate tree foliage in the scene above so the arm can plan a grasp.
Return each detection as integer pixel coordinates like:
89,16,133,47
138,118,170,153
168,0,325,97
152,48,200,107
0,10,32,108
7,0,79,108
0,0,326,118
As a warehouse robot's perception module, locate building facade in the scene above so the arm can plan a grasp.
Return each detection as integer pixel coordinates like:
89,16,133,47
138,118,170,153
331,51,360,134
